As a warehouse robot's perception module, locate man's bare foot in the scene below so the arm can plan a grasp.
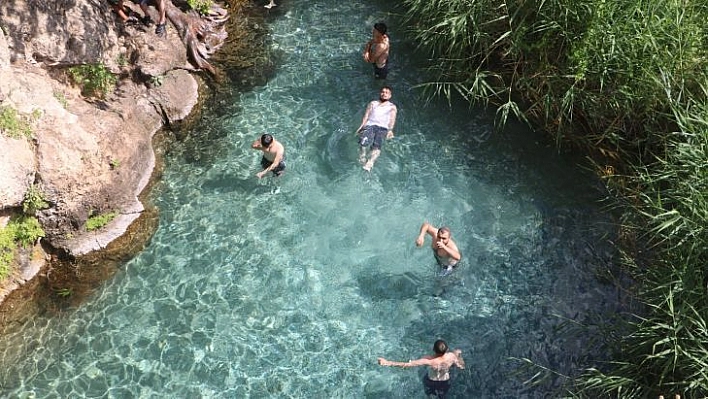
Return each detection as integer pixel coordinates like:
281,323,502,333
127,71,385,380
264,1,276,8
358,156,367,165
363,161,374,171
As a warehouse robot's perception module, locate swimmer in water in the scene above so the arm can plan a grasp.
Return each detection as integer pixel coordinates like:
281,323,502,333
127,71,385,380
355,86,397,171
415,222,461,272
251,133,286,178
378,339,465,398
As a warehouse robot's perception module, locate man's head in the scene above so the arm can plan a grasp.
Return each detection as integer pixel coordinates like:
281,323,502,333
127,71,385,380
379,86,393,102
436,226,451,243
261,133,274,147
433,340,448,356
373,22,387,36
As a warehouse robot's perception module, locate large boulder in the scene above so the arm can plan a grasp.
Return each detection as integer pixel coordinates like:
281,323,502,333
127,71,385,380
0,0,209,255
0,29,36,208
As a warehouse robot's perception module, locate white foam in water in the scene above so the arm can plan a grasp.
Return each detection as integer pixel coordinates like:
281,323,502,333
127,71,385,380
0,1,621,397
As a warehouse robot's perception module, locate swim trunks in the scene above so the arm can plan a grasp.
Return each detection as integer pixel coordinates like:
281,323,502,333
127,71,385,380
260,156,286,176
423,374,451,398
433,250,458,269
374,62,389,79
358,125,388,150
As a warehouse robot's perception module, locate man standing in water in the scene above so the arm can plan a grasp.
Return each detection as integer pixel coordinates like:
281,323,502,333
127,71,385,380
251,133,286,178
378,339,465,398
415,222,461,272
362,22,390,79
356,86,397,171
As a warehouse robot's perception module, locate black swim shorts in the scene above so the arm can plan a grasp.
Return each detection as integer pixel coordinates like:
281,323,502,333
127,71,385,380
358,125,388,150
423,375,451,398
374,63,389,79
261,156,286,176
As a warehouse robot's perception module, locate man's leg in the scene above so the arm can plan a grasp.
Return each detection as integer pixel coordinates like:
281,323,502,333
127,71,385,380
152,0,167,35
358,147,367,165
154,0,166,24
363,148,380,171
110,0,129,22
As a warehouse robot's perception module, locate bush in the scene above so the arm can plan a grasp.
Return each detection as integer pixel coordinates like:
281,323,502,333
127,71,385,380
85,212,117,232
0,106,33,139
23,184,49,215
0,226,15,280
186,0,213,15
10,215,45,247
67,63,117,99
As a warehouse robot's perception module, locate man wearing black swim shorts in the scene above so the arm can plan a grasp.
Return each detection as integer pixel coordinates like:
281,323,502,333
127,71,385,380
251,133,286,178
363,22,390,79
378,339,465,398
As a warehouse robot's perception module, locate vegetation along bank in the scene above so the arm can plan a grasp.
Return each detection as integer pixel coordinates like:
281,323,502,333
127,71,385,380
397,0,707,396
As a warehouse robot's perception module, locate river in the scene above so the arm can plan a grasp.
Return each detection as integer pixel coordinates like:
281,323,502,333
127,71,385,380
0,1,619,397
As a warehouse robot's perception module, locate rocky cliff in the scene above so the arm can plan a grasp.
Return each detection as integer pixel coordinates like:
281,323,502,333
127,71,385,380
0,0,231,303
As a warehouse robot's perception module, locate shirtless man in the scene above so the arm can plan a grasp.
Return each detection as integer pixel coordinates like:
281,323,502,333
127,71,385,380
362,22,390,79
378,339,465,398
251,133,286,178
416,222,462,271
356,86,397,171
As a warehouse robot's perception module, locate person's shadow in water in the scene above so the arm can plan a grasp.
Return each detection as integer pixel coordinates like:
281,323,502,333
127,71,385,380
356,271,424,301
200,173,275,195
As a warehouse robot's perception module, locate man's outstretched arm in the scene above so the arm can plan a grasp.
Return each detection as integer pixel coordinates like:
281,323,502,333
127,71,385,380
378,356,432,368
415,222,436,247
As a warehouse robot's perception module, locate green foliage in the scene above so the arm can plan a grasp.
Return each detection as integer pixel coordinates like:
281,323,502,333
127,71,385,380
401,0,708,153
0,226,15,280
400,0,708,396
0,215,45,280
67,63,117,99
23,184,49,215
149,75,165,88
85,212,117,232
579,84,708,397
53,90,69,109
0,106,33,139
109,158,121,169
9,215,45,247
55,288,72,297
186,0,212,15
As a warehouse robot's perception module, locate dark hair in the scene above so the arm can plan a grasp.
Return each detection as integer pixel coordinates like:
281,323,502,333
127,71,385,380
381,85,393,93
374,22,387,35
261,133,273,147
433,340,448,355
438,226,451,237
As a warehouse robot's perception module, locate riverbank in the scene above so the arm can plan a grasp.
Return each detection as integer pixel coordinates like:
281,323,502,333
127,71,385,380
0,0,271,326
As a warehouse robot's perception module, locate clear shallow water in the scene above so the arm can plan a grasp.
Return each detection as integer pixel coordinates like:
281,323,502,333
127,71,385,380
0,1,619,398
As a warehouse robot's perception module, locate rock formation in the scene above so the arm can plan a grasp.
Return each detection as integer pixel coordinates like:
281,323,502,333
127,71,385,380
0,0,234,303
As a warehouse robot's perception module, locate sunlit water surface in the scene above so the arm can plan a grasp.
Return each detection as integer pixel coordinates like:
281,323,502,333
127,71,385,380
0,1,619,397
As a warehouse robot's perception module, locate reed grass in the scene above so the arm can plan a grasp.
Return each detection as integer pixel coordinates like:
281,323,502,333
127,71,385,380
400,0,708,396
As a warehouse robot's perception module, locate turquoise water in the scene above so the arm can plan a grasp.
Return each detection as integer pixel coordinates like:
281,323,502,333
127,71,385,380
0,1,619,398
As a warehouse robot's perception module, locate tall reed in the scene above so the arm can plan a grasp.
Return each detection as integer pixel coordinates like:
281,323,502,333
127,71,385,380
400,0,708,396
